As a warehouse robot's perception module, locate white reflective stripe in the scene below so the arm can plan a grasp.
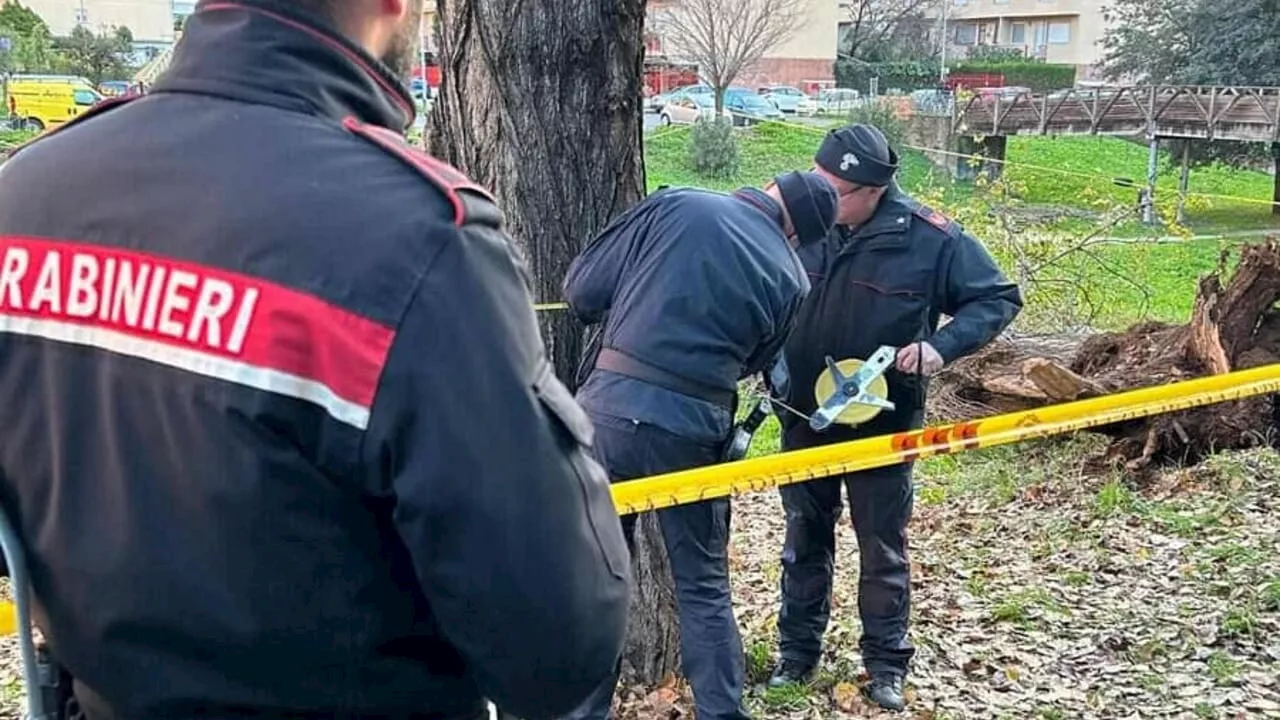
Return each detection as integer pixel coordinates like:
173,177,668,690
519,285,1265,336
0,313,371,430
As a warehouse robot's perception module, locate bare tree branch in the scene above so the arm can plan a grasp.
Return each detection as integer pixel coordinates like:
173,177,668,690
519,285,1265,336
651,0,807,113
841,0,939,61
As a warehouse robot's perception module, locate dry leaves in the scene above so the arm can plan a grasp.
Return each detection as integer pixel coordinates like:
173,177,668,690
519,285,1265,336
618,443,1280,719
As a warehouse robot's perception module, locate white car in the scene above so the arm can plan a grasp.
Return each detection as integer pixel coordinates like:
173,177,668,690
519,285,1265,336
758,85,806,113
796,93,821,116
658,93,731,125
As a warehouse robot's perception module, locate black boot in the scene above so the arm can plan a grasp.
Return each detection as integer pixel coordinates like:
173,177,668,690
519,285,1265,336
863,672,905,711
767,658,815,688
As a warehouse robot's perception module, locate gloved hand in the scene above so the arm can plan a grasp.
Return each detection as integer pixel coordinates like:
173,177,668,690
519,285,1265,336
895,341,943,376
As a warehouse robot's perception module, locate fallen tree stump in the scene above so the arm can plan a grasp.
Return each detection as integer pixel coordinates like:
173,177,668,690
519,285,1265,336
929,239,1280,473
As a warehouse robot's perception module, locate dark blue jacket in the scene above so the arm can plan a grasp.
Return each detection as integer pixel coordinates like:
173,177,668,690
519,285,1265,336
565,187,809,445
778,183,1022,448
0,3,629,719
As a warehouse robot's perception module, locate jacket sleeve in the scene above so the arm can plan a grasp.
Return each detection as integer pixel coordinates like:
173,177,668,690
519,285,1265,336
363,219,631,719
562,198,656,324
929,230,1024,364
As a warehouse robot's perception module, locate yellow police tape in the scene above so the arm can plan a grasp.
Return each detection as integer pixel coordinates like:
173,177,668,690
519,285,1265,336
607,362,1280,514
1,363,1276,638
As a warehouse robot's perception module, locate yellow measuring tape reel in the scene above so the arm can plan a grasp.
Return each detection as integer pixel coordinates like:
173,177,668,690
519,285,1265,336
813,357,891,425
809,346,898,430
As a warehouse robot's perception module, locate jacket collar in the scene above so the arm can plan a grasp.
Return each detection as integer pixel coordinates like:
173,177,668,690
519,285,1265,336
732,187,786,230
155,0,415,132
838,181,912,242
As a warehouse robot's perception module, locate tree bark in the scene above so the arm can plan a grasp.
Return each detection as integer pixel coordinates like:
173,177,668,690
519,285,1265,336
930,239,1280,474
427,0,684,700
428,0,647,385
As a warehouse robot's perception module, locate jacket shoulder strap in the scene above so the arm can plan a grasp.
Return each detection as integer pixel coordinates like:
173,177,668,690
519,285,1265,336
341,116,501,229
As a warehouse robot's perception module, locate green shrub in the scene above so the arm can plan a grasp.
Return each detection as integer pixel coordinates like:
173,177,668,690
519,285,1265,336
689,118,740,179
842,101,908,155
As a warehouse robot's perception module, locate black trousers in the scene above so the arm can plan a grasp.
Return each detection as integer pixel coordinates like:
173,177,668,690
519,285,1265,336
558,413,751,720
775,458,916,677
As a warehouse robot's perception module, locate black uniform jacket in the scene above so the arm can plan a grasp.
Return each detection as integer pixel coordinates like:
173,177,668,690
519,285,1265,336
0,2,629,718
778,184,1022,448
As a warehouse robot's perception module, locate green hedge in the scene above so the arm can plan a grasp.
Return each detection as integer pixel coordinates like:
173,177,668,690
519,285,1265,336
951,61,1076,93
834,59,1077,94
835,60,937,94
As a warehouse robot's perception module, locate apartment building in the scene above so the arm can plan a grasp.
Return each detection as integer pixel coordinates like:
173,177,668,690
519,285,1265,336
933,0,1110,79
20,0,176,43
645,0,840,90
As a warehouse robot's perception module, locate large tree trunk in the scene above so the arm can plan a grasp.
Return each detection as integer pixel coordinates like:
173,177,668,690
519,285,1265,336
427,0,647,385
931,240,1280,474
427,0,683,705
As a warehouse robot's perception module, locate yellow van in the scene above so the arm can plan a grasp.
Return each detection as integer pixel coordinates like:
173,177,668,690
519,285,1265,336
5,75,104,132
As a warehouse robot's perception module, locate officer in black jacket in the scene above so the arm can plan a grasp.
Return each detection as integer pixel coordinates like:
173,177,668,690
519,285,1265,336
563,173,838,720
0,1,629,719
767,124,1023,710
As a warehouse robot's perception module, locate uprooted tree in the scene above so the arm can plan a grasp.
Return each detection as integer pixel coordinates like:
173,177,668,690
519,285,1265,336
932,239,1280,474
427,0,686,704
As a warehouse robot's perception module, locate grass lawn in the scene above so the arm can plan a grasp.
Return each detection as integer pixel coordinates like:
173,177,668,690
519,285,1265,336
1001,135,1280,236
637,122,1272,458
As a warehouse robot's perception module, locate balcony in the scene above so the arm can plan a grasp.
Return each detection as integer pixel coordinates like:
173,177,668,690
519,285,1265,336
964,43,1049,60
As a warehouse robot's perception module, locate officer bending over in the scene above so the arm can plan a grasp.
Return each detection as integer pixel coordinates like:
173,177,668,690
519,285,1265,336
0,1,629,719
562,172,839,720
767,124,1023,710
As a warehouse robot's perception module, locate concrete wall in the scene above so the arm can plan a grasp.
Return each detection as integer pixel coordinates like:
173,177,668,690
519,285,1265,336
765,0,840,61
906,114,958,175
647,0,838,87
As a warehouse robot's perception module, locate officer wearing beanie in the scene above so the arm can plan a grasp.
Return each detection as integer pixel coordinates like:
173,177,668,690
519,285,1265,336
561,171,837,720
766,124,1023,710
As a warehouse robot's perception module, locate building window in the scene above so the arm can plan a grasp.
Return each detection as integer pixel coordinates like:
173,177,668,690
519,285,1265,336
1009,22,1026,44
953,23,978,45
1047,21,1071,44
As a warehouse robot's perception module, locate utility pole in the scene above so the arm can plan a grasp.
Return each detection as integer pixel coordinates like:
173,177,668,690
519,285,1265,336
938,0,949,85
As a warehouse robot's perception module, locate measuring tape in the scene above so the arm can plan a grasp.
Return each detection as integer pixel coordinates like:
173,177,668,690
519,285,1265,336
2,363,1276,637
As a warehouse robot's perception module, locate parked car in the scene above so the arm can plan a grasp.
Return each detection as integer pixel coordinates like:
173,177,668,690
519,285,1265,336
973,86,1032,101
724,88,783,124
796,93,821,116
658,91,731,125
814,88,861,115
757,85,807,113
910,88,953,114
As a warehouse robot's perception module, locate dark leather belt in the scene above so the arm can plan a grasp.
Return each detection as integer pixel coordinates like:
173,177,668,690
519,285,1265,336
595,347,736,409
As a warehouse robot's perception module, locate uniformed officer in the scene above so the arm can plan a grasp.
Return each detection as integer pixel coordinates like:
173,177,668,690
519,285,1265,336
0,2,630,719
766,124,1023,710
562,173,839,720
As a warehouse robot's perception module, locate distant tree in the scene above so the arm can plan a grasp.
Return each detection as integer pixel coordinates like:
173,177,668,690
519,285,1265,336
651,0,807,114
1099,0,1280,86
0,1,59,74
1100,0,1280,171
54,25,135,84
1178,0,1280,86
1098,0,1197,85
840,0,939,62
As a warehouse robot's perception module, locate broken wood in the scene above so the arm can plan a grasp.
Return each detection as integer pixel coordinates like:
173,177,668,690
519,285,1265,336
930,238,1280,473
